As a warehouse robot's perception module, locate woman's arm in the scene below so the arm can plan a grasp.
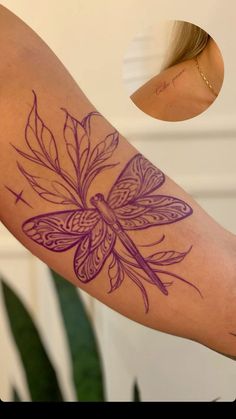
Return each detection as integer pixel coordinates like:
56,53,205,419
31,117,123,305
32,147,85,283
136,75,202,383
0,5,236,357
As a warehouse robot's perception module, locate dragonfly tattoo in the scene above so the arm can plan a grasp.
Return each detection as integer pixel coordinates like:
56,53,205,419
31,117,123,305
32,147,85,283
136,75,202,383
13,91,201,312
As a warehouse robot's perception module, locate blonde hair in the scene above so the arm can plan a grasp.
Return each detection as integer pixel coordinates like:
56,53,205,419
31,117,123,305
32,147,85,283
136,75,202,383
162,21,210,70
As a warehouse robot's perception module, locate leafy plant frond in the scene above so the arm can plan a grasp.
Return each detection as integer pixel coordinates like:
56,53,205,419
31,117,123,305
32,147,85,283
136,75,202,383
1,278,63,401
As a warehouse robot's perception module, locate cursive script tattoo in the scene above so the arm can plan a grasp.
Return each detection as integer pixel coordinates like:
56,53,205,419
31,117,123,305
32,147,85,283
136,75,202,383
13,91,200,312
5,186,32,208
172,69,186,87
156,80,171,96
156,69,186,96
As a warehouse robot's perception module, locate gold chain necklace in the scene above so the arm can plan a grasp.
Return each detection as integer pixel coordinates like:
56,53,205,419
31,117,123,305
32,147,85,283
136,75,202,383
194,56,218,98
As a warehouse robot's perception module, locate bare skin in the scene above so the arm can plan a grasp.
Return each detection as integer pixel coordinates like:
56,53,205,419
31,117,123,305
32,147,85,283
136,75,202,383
0,6,235,358
131,38,224,122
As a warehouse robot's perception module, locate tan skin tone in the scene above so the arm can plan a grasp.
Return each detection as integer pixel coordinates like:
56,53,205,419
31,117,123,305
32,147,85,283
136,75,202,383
0,6,235,358
131,38,224,122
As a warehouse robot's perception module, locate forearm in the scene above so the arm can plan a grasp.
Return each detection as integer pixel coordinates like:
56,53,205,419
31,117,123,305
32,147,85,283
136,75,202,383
0,5,236,357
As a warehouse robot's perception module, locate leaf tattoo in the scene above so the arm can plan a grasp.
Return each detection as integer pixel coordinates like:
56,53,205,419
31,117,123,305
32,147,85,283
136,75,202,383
21,90,59,171
14,92,201,312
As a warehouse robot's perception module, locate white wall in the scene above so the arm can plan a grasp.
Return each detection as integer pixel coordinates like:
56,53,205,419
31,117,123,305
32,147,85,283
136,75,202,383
123,21,172,95
1,0,236,401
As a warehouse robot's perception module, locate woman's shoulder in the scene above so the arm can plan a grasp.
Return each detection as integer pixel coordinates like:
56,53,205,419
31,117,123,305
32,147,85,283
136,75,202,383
131,60,211,121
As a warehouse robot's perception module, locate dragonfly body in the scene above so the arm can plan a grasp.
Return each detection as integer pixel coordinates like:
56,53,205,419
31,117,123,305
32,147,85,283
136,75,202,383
91,193,168,295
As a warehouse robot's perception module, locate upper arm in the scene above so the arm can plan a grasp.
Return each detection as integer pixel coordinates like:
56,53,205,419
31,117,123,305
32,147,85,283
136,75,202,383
1,5,236,358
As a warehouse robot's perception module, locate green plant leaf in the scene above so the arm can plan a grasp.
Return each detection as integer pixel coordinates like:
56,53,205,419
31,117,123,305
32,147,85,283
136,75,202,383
11,387,21,402
1,279,63,401
51,270,105,401
133,380,141,402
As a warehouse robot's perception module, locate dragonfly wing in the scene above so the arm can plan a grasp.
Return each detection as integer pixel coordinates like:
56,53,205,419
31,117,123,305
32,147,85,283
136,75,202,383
115,195,193,230
22,209,100,251
108,154,165,209
74,219,116,282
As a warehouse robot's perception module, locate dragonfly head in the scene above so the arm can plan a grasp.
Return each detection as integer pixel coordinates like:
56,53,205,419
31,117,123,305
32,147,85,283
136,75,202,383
90,193,105,207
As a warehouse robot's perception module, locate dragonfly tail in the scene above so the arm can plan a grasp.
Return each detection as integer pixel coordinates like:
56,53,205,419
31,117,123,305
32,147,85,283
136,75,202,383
136,254,169,295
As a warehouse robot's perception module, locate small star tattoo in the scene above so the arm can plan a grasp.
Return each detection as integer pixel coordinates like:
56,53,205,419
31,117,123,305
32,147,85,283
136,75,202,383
5,186,33,208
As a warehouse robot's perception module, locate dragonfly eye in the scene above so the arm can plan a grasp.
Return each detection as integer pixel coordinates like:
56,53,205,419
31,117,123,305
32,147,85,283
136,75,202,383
90,193,104,206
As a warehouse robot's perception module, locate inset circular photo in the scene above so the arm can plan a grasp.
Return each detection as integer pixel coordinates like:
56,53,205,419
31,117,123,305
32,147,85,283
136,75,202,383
123,20,224,122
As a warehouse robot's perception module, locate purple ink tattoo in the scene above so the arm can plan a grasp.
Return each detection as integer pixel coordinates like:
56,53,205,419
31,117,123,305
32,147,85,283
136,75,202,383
5,186,32,208
13,91,201,312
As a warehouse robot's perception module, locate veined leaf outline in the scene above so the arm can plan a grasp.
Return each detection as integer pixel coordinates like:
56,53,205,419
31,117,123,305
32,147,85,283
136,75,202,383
13,92,120,208
17,163,81,207
25,90,60,172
